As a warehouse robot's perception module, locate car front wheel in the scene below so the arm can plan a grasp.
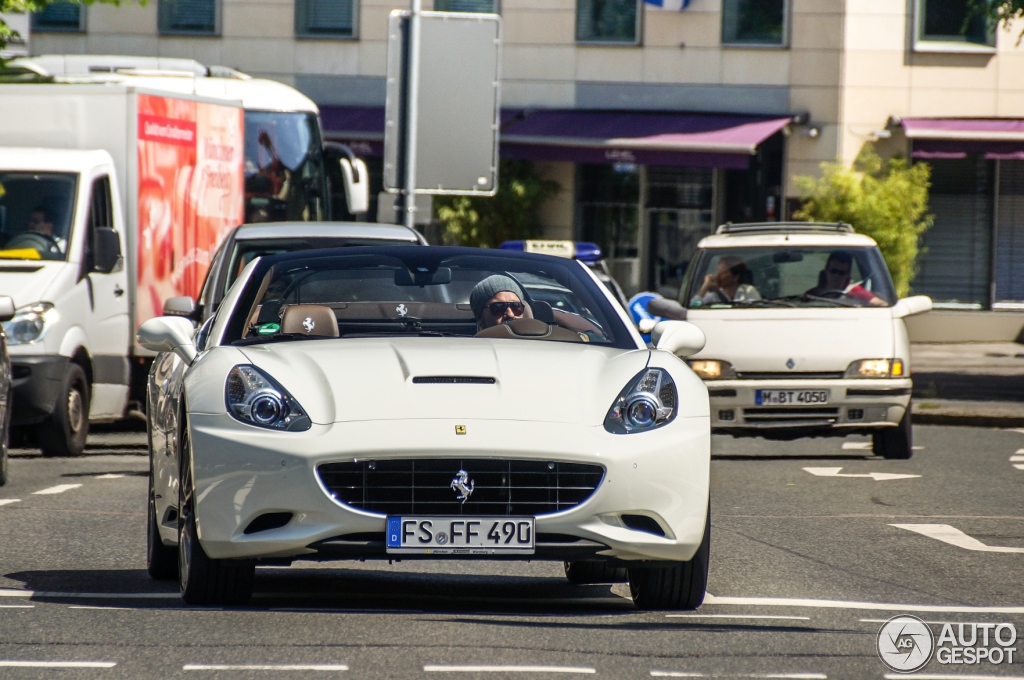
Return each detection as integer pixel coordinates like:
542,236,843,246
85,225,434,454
628,505,710,611
0,388,10,486
564,560,628,585
38,364,89,457
873,408,913,460
178,423,254,605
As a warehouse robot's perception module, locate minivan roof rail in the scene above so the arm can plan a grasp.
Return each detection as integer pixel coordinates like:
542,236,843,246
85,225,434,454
714,221,854,235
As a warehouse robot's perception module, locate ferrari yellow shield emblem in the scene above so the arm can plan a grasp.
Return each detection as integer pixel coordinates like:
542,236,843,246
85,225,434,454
455,425,467,435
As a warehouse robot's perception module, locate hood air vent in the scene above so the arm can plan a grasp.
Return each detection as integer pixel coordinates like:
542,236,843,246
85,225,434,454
412,376,496,384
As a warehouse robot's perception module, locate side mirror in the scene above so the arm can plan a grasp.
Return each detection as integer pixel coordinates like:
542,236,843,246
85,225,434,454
163,296,197,319
0,296,14,323
892,295,932,318
137,316,198,364
652,320,706,358
93,227,122,274
340,157,369,214
647,297,688,321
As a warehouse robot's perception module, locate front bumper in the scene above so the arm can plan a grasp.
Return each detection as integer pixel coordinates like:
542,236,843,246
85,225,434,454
10,355,68,425
704,378,912,436
186,414,711,564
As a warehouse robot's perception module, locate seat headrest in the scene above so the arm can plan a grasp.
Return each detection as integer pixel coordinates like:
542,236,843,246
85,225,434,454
281,304,339,337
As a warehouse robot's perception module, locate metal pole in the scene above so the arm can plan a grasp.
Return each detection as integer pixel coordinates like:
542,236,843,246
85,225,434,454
403,0,423,230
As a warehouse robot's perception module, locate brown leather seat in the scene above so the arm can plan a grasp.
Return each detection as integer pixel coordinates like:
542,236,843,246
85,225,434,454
475,318,585,343
281,304,339,337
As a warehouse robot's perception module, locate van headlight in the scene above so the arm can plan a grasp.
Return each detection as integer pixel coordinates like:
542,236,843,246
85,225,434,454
688,359,735,380
604,368,677,434
225,365,311,431
2,302,56,345
845,358,905,378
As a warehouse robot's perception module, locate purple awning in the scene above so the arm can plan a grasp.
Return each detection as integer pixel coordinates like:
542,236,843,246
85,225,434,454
902,118,1024,160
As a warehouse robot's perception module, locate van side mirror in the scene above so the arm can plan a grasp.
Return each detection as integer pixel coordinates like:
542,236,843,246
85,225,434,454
892,295,932,318
0,296,14,322
137,316,198,364
93,227,122,273
652,320,706,358
163,296,197,319
340,157,369,214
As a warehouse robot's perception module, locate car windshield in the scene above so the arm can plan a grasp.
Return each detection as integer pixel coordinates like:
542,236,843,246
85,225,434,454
243,112,327,223
0,171,77,261
224,247,635,349
682,246,897,309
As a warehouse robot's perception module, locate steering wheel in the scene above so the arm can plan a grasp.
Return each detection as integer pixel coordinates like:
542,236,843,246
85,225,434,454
5,231,61,256
813,289,850,299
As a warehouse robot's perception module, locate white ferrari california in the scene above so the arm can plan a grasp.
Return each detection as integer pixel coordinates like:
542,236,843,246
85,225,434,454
139,246,711,609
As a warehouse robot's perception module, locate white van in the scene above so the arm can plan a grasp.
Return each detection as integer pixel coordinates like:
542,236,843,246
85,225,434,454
649,222,932,459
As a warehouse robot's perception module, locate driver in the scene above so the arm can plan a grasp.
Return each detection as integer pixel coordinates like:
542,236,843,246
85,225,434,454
695,256,760,305
807,251,886,306
470,275,527,331
12,206,64,259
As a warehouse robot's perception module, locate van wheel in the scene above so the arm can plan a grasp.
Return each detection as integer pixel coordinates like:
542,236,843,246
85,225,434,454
873,409,913,460
628,505,710,611
564,561,628,584
38,364,89,457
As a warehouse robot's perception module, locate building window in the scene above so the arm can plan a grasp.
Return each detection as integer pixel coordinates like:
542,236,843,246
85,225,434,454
576,0,640,45
296,0,356,37
576,163,641,295
159,0,218,35
31,1,84,32
916,0,994,48
722,0,786,46
434,0,497,11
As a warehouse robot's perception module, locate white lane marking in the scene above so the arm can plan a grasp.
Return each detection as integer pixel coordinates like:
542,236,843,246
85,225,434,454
885,675,1024,680
32,484,82,495
803,467,920,481
841,442,871,450
0,499,20,507
1014,464,1024,470
68,606,134,610
0,660,117,668
892,524,1024,553
1010,455,1024,462
424,666,595,674
0,605,33,608
1016,448,1024,453
0,588,178,599
703,594,1024,614
665,614,810,621
183,664,348,671
94,474,125,479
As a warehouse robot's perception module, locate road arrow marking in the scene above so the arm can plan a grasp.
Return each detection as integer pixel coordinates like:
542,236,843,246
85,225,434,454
891,524,1024,553
803,467,920,481
32,484,82,495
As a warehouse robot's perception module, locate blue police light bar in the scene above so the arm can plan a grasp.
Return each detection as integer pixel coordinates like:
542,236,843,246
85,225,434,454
498,240,603,264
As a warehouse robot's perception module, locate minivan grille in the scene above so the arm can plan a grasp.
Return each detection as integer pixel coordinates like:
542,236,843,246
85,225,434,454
736,371,844,380
317,459,605,517
743,407,840,425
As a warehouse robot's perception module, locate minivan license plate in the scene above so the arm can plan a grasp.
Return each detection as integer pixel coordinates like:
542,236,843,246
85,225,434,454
386,516,535,555
755,389,830,405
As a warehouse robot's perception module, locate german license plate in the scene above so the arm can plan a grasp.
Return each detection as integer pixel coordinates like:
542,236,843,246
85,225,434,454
386,516,535,555
755,389,830,405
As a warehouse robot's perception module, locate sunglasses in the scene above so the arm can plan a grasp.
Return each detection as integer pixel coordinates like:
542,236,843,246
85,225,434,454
827,268,850,276
486,301,525,316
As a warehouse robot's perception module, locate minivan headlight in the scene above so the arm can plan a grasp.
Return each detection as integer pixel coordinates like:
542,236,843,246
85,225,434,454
2,302,56,345
604,368,677,434
688,359,735,380
225,365,311,431
845,358,905,378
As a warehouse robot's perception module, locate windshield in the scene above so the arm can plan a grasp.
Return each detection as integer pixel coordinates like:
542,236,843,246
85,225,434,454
224,247,636,349
0,171,77,261
244,112,327,223
682,246,897,309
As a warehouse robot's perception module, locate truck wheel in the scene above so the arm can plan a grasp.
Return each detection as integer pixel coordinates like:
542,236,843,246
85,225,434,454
0,388,10,486
38,364,89,457
178,424,254,605
873,409,913,460
564,561,628,584
628,505,710,611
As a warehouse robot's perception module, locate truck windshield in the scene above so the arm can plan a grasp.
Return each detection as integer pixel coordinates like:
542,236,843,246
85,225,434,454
243,112,327,223
682,246,897,309
0,172,77,262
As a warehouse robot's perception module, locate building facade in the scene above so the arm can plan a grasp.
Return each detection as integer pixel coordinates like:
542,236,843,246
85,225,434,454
28,0,1024,316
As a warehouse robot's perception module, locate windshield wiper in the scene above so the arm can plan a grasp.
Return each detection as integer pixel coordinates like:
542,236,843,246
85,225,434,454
800,293,859,307
233,332,334,346
733,298,798,308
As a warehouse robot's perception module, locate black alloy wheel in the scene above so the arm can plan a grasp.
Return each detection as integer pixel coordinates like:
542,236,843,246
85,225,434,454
627,503,710,611
38,364,89,457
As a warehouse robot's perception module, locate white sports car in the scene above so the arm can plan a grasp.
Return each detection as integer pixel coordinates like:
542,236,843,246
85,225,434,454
139,246,711,609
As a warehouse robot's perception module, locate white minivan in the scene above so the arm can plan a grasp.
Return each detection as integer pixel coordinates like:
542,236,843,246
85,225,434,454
649,222,932,459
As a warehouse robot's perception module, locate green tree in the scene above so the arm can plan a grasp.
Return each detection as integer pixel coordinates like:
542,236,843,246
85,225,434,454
793,147,934,298
434,159,560,248
0,0,123,60
970,0,1024,42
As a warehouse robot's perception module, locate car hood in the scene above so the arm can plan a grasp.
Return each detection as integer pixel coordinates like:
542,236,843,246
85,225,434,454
685,308,896,373
0,261,68,308
238,338,651,426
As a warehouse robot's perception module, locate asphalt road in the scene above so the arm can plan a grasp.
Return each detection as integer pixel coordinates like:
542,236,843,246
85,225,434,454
1,424,1023,679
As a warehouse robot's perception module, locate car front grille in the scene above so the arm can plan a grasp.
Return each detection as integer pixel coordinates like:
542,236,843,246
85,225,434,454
742,407,840,425
317,459,605,517
736,371,845,380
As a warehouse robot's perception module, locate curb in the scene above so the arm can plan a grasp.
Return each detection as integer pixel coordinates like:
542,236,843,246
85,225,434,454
912,412,1024,429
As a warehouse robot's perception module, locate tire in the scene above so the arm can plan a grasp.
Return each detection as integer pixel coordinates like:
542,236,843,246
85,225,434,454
147,475,178,580
628,505,710,611
38,364,89,457
564,561,628,585
0,388,10,486
873,408,913,460
177,424,254,605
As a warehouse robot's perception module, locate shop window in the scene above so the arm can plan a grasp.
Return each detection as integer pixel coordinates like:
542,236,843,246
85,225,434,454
915,0,995,49
434,0,497,11
32,1,84,32
296,0,356,37
994,161,1024,306
576,0,640,45
159,0,218,35
647,167,714,297
576,163,641,295
722,0,786,46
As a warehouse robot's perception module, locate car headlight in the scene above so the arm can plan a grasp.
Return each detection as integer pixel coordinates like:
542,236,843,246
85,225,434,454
845,358,905,378
604,368,677,434
225,365,311,431
687,359,735,380
2,302,56,345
